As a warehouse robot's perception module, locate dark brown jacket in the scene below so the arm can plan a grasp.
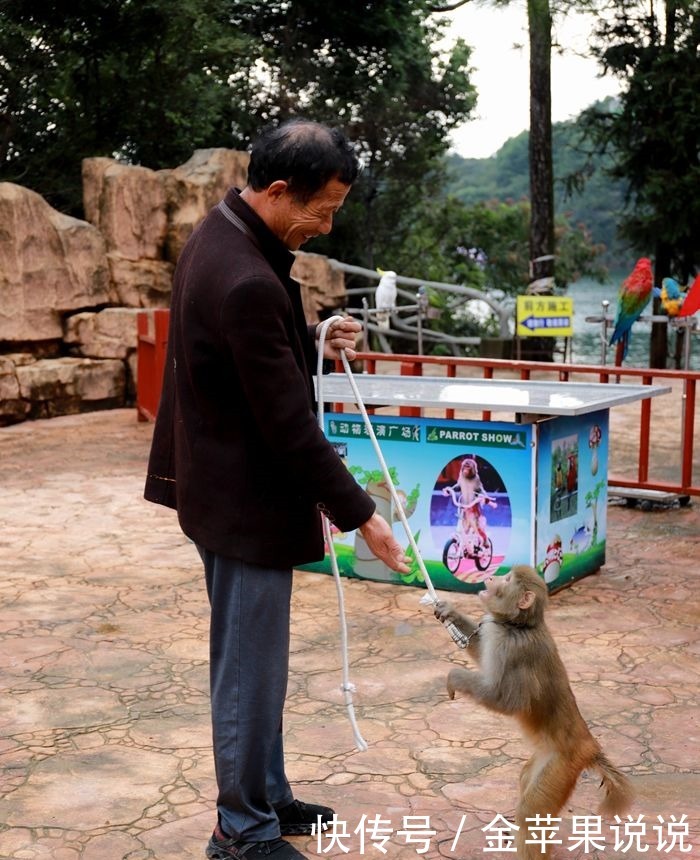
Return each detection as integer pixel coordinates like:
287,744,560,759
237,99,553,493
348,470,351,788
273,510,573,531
144,188,375,568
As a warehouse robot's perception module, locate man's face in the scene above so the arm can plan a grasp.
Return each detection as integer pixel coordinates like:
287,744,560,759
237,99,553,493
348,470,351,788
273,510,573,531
274,178,351,251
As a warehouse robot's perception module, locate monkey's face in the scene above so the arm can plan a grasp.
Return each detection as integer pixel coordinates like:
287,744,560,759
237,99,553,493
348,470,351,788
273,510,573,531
479,567,546,624
460,458,478,480
478,573,510,608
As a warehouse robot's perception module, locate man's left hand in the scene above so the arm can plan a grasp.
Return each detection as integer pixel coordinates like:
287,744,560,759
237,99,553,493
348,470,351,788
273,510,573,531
318,317,361,361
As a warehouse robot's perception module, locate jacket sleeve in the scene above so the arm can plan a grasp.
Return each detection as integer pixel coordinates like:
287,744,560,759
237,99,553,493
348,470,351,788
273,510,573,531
220,276,375,533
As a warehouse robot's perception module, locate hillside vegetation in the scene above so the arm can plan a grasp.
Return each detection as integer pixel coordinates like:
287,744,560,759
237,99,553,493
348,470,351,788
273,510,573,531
445,102,633,271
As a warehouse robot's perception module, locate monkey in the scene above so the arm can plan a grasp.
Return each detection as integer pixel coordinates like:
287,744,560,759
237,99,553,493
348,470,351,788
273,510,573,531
446,457,497,547
435,565,633,859
454,457,485,505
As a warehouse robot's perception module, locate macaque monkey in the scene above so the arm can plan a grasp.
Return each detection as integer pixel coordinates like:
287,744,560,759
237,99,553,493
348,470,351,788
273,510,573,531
435,565,633,859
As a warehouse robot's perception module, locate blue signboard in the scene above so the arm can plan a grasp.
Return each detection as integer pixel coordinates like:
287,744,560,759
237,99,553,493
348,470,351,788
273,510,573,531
301,409,610,594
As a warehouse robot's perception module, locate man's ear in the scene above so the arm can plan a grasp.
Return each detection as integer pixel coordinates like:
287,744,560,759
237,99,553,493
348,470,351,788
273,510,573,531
266,179,289,202
518,590,535,610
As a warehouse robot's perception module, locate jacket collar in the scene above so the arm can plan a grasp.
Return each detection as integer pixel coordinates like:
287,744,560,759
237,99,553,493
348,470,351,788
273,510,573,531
223,187,296,281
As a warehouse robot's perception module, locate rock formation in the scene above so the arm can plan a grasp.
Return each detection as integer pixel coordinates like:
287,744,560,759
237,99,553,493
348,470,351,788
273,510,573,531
0,149,347,426
0,182,112,344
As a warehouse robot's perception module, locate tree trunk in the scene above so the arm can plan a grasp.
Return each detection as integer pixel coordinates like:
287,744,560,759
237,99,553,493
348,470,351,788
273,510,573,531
647,0,680,369
524,0,555,361
651,241,671,368
528,0,554,289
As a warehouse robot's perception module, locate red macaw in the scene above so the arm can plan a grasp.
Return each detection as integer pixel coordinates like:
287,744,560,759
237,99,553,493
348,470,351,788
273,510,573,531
609,257,653,363
678,273,700,317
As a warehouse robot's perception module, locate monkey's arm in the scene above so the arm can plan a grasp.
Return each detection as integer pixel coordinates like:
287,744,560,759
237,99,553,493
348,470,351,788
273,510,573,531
446,624,535,714
446,667,521,715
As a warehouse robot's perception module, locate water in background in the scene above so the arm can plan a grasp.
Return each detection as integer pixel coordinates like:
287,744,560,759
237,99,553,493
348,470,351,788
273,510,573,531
566,277,699,370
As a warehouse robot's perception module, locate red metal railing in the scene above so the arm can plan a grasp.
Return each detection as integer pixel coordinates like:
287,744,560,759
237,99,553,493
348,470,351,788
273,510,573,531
135,309,698,497
337,352,700,498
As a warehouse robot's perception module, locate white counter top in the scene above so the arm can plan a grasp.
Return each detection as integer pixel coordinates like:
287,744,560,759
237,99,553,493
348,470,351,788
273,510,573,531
316,373,670,417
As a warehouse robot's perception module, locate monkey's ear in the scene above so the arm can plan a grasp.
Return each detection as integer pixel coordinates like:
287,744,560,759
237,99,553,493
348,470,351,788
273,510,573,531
518,590,536,610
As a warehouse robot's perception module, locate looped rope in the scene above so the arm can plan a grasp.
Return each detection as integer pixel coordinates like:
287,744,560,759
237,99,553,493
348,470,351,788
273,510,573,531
316,317,469,751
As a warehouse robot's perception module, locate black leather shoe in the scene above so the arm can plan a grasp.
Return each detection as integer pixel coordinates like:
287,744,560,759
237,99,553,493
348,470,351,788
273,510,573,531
276,798,335,836
206,825,306,859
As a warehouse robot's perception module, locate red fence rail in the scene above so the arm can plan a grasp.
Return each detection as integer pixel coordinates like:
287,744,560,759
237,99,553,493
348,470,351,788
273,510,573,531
337,352,699,499
136,310,698,497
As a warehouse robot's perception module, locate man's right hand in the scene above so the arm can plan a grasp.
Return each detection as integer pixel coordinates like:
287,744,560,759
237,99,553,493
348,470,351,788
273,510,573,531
358,512,410,573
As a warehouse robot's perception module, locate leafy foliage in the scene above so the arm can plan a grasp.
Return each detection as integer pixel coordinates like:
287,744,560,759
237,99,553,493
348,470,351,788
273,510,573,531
242,0,480,270
0,0,477,258
581,0,700,281
0,0,252,213
0,0,607,355
421,189,606,292
445,106,631,270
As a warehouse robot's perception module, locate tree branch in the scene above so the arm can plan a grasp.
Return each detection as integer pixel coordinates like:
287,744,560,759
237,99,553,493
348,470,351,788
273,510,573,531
427,0,472,12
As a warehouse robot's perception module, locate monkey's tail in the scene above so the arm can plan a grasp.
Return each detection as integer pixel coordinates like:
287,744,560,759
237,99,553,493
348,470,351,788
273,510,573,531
592,752,634,816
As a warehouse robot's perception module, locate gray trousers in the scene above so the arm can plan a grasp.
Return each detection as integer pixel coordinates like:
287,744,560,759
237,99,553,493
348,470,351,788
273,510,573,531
198,546,294,840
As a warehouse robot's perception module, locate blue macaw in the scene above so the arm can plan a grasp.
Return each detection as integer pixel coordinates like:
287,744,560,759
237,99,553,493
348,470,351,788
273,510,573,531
609,257,653,362
659,277,685,316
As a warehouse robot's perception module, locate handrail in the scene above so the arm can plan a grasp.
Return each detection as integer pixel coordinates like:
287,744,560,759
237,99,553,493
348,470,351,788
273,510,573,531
325,257,512,338
337,352,699,498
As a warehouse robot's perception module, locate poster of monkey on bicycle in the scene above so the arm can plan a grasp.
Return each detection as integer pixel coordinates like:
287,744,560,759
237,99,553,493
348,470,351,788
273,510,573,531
301,409,609,594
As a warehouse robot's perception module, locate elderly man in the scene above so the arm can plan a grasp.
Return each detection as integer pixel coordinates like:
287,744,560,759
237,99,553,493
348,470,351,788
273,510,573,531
145,119,409,860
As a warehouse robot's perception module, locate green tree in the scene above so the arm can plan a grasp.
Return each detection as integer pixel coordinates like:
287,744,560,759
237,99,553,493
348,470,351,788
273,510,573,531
397,196,605,348
1,0,476,276
582,0,700,365
430,0,600,359
229,1,477,269
444,198,604,294
527,0,554,290
446,108,631,271
0,0,252,213
430,0,558,288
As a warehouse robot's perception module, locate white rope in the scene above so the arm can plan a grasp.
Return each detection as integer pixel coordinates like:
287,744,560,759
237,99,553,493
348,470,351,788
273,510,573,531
316,317,470,751
316,316,369,752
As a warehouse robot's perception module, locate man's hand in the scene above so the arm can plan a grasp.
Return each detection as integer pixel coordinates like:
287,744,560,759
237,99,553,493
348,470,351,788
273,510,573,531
358,512,411,573
318,316,361,362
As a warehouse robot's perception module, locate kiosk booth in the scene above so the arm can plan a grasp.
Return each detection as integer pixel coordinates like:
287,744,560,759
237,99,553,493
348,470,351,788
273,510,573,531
302,374,670,593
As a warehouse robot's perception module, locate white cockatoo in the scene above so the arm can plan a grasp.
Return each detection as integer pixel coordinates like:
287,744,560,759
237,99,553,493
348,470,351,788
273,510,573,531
375,269,397,329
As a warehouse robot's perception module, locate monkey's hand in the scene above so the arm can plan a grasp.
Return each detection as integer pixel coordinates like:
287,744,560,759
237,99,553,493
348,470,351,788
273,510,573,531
434,600,478,638
434,600,457,624
446,668,476,701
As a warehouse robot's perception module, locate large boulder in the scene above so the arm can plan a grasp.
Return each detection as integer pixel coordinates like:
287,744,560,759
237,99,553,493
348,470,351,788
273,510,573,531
0,149,351,426
14,356,126,420
64,308,141,359
82,159,168,259
0,183,112,343
0,356,30,425
162,148,249,262
105,255,174,308
82,159,170,308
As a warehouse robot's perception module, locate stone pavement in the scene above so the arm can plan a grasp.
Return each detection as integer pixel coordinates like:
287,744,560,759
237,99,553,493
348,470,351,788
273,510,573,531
0,408,698,860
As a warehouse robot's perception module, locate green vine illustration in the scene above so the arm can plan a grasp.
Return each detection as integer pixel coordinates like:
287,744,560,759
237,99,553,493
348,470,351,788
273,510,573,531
401,529,425,585
349,465,420,519
349,465,399,485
